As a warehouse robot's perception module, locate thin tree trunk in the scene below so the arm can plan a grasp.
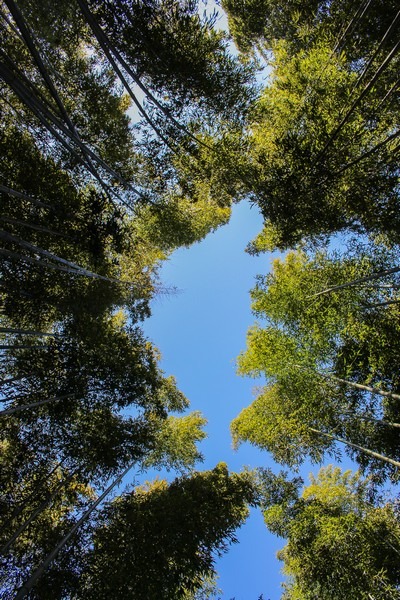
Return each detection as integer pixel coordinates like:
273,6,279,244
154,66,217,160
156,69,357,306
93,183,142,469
0,327,60,337
77,0,209,151
309,427,400,468
76,0,175,152
310,266,400,298
0,59,141,198
334,128,400,176
5,0,78,129
0,228,120,281
293,363,400,401
0,56,140,210
333,0,373,54
352,9,400,90
364,298,400,308
0,460,64,536
0,4,24,39
15,462,136,599
0,183,52,210
377,74,400,109
0,215,71,239
317,37,400,160
325,373,400,402
0,393,74,416
0,246,124,284
0,59,96,172
1,472,75,555
342,412,400,429
4,0,127,198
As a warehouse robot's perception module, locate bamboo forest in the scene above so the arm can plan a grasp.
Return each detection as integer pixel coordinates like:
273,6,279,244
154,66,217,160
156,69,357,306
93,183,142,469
0,0,400,598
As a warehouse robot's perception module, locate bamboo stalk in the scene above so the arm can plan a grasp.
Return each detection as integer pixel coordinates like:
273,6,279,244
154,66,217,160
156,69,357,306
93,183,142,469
0,393,74,416
1,473,75,555
309,427,400,468
310,266,400,298
15,462,136,599
0,327,61,337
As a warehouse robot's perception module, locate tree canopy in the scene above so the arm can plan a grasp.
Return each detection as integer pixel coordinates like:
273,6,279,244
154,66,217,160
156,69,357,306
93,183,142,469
1,0,400,597
260,466,400,600
0,0,258,596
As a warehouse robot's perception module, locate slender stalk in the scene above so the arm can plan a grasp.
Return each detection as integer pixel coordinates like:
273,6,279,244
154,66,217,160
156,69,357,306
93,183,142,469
4,0,70,120
76,0,175,152
0,59,142,197
324,373,400,402
0,473,75,554
15,462,136,599
0,4,23,39
0,183,53,210
1,2,128,209
333,0,373,54
317,37,400,161
293,363,400,402
0,393,74,416
0,60,109,185
310,266,400,297
364,298,400,308
351,9,400,90
1,473,75,555
0,215,71,239
4,0,83,135
78,0,210,150
377,74,400,109
0,228,119,281
342,412,400,429
309,427,400,468
0,246,124,284
0,460,64,536
334,128,400,176
0,327,60,337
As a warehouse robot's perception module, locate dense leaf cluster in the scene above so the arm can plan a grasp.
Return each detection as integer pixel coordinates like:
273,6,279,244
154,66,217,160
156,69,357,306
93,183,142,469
2,0,400,598
221,1,400,597
0,0,257,597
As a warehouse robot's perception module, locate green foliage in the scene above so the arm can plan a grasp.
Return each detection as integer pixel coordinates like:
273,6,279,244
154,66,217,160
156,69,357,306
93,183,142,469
223,0,400,59
0,1,257,595
221,0,400,250
93,0,257,121
231,383,333,467
246,40,400,248
263,466,400,600
80,464,257,600
234,247,400,479
3,0,400,597
143,411,207,472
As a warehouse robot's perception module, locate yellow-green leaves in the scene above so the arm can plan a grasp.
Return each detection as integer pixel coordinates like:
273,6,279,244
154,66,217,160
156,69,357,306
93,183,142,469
82,464,256,600
234,247,400,476
143,412,207,472
266,466,400,600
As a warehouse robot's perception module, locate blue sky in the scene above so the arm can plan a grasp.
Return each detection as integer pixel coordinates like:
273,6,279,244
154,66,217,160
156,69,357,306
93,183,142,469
126,6,357,594
143,200,290,600
142,198,363,599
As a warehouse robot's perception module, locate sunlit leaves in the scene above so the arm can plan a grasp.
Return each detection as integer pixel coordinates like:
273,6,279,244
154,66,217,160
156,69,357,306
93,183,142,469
263,466,400,600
